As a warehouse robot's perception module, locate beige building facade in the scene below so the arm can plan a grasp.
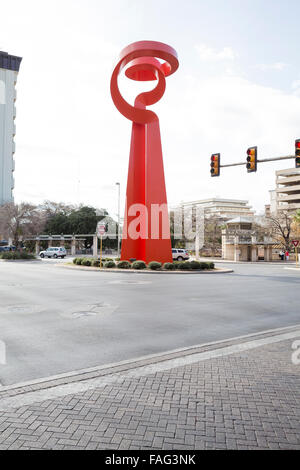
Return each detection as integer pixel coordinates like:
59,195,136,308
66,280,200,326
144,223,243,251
222,217,274,262
274,168,300,214
174,198,255,220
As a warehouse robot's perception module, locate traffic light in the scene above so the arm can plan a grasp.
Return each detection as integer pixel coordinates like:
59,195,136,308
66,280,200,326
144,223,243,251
246,146,257,173
295,139,300,168
210,153,220,177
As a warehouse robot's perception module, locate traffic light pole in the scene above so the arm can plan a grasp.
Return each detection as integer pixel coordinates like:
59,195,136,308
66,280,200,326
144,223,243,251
220,154,295,168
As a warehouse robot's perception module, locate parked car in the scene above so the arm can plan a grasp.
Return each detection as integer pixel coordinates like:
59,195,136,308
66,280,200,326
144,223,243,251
0,245,16,252
172,249,190,261
39,247,67,259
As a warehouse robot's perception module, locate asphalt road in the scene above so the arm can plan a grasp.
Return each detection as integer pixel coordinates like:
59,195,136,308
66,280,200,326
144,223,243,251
0,260,299,386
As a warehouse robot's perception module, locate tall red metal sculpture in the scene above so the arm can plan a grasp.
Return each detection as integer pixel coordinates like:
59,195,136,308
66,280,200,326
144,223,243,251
111,41,179,264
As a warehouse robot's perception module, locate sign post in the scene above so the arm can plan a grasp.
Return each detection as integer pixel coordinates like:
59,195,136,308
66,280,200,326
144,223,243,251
292,240,300,268
97,223,106,269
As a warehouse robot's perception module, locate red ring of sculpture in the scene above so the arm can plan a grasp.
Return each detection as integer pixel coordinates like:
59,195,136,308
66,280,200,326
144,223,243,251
110,41,179,124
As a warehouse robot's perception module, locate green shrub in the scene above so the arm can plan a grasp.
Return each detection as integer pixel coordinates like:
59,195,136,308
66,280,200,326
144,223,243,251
117,260,131,269
190,260,201,270
207,262,215,270
115,257,120,261
163,262,176,270
132,260,147,270
101,258,113,263
199,262,207,270
177,261,191,270
148,261,162,270
105,261,116,268
92,259,103,267
0,251,35,260
73,258,78,264
76,258,83,265
81,258,91,266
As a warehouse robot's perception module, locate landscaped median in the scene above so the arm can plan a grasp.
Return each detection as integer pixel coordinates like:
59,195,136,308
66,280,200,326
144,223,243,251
66,258,233,274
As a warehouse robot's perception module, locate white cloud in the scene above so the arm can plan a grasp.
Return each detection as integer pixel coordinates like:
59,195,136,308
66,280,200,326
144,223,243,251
255,62,288,71
292,79,300,97
195,44,237,61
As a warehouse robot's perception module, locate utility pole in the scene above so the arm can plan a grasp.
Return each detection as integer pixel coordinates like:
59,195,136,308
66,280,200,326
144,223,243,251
116,182,121,257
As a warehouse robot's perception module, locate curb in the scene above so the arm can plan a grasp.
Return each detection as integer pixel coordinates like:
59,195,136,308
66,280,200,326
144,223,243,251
1,323,299,397
57,264,234,274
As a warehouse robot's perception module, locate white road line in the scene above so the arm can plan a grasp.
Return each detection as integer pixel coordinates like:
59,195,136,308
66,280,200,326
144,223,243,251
0,329,299,411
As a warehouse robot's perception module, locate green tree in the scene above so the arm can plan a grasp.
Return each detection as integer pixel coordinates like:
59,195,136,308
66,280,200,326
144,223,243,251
44,213,71,234
294,210,300,225
68,206,100,234
43,205,108,238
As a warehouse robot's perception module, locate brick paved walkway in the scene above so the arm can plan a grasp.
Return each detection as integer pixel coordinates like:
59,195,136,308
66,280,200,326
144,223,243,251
0,330,299,450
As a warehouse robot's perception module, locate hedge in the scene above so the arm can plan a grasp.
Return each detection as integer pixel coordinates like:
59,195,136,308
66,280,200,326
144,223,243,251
163,262,176,270
132,260,147,270
105,260,116,268
71,257,215,271
148,261,162,270
117,260,131,269
0,251,35,260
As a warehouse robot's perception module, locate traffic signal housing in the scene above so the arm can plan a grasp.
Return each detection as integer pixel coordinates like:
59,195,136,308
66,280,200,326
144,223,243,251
246,147,257,173
295,140,300,168
210,153,220,177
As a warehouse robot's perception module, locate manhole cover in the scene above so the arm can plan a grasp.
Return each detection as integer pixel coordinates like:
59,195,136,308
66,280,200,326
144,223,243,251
3,305,43,315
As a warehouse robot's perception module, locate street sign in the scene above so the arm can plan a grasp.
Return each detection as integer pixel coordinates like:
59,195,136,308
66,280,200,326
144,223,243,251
97,223,106,237
292,240,299,247
96,223,106,270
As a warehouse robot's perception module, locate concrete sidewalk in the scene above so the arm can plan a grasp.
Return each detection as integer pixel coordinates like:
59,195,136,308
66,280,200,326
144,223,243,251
0,326,299,450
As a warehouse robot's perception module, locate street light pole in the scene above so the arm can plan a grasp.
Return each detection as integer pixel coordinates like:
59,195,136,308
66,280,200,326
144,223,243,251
116,182,121,257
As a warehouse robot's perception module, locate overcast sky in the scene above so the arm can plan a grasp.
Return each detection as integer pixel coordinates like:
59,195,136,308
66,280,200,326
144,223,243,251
1,0,300,217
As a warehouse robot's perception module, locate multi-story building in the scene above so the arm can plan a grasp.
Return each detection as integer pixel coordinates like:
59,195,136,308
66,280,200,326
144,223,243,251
0,51,22,206
173,198,255,220
170,198,255,253
265,190,277,217
274,168,300,214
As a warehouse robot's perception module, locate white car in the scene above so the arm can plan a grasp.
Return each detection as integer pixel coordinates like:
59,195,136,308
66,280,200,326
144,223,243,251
172,249,189,261
39,247,67,259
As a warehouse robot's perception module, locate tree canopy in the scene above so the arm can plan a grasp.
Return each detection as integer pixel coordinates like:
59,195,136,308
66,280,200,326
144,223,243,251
43,205,108,235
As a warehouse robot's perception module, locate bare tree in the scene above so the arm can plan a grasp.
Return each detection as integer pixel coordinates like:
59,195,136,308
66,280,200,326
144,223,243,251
0,203,45,248
266,211,293,251
39,200,74,218
203,215,224,256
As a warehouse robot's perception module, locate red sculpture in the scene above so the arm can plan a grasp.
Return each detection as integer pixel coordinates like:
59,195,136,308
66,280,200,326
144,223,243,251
111,41,179,264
